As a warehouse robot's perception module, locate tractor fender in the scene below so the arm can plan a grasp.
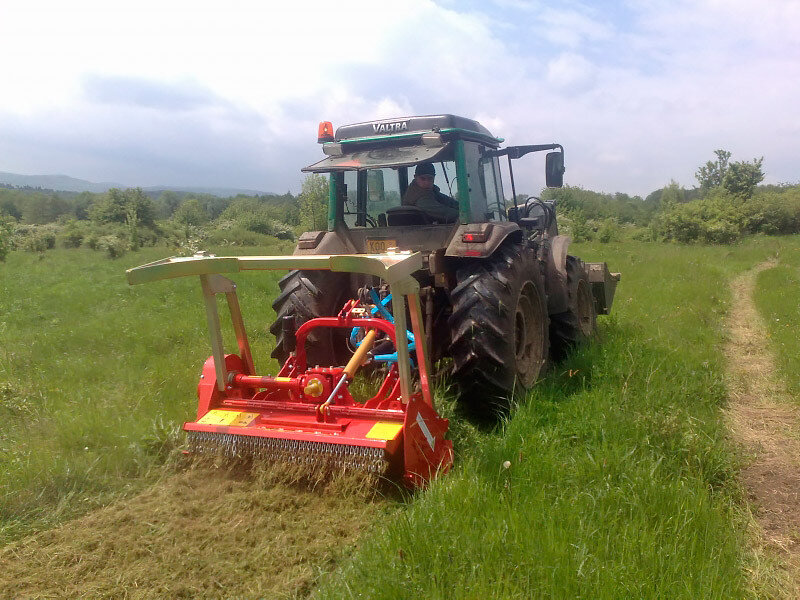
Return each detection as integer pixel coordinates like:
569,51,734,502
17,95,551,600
293,225,358,255
444,222,523,258
545,235,571,314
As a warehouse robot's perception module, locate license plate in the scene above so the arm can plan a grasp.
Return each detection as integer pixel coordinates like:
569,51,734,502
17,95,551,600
366,238,396,253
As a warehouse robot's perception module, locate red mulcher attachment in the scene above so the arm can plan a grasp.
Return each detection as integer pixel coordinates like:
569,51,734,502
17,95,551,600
126,252,453,488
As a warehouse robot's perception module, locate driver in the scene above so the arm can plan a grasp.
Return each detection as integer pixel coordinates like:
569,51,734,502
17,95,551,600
402,163,459,223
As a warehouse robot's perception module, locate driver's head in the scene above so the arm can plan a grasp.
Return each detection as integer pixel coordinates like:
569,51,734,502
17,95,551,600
414,163,435,189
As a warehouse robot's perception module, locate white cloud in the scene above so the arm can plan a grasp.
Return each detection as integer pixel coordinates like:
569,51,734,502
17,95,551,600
0,0,797,194
537,6,614,48
545,53,597,92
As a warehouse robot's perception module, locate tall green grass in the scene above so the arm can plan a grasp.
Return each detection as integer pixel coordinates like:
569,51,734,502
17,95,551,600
314,238,787,599
0,242,292,540
1,236,796,597
753,235,800,398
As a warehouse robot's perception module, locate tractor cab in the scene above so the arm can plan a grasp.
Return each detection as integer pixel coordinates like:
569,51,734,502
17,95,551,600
273,114,617,411
298,114,565,257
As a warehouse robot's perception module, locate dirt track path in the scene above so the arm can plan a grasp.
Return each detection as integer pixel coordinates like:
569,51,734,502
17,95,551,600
726,261,800,594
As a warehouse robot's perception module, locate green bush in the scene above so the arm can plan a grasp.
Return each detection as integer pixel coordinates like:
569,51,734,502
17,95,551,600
541,185,656,226
560,210,593,242
158,221,207,251
96,235,127,259
75,222,140,255
631,226,657,242
597,218,620,243
0,216,14,261
21,233,53,253
231,213,294,239
57,221,85,248
219,199,296,241
133,225,159,247
172,198,209,226
743,188,800,235
15,224,58,253
205,225,276,246
654,184,800,244
654,190,743,243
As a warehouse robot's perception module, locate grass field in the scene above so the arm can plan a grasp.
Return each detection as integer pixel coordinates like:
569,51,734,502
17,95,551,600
1,236,797,597
753,238,800,398
0,242,293,540
314,237,791,599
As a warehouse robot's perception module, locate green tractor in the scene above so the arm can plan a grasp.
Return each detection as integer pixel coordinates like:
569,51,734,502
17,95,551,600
271,114,619,413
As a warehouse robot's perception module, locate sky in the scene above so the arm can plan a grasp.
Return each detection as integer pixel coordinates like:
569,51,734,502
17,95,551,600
0,0,798,197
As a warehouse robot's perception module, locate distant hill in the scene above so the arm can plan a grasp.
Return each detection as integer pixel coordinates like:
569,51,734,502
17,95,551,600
0,172,122,194
0,171,271,198
141,185,270,198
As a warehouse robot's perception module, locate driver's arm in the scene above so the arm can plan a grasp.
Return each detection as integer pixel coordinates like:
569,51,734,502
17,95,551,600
435,189,458,209
402,184,419,206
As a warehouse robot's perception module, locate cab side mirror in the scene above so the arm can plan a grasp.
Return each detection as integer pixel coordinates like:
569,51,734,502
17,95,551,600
545,151,565,188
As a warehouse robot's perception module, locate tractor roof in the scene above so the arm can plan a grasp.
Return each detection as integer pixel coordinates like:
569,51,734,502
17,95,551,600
334,114,502,145
302,114,503,173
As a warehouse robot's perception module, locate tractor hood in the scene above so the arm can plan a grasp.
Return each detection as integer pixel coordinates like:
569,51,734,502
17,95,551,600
302,143,452,173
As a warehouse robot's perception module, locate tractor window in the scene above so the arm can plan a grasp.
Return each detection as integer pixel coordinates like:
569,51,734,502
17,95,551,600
480,153,505,221
462,142,490,221
342,160,460,228
343,168,402,228
431,161,459,199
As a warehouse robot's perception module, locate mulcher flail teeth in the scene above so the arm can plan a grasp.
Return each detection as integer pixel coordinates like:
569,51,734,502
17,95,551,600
186,431,388,474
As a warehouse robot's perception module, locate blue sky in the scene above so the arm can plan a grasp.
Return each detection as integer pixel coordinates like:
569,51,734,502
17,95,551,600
0,0,797,196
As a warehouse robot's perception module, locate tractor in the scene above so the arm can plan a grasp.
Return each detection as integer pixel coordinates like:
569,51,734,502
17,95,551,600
125,114,620,486
271,114,619,414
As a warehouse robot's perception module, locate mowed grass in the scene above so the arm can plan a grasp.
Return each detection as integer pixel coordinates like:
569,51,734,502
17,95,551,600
753,236,800,398
0,242,292,540
314,237,789,599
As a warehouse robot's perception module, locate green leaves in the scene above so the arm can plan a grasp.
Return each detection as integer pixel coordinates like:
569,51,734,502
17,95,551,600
0,215,14,261
696,149,764,199
299,174,329,232
696,149,732,190
89,187,155,228
722,157,765,198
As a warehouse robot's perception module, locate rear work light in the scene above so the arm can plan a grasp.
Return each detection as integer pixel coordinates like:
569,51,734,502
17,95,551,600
462,232,488,243
318,121,334,143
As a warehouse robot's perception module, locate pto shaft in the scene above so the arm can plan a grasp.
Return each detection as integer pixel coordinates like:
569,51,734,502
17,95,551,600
319,329,377,415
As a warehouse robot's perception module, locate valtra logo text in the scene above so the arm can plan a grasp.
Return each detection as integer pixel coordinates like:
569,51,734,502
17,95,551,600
372,121,409,133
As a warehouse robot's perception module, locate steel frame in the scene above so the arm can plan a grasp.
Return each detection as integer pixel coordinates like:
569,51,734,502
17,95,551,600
126,250,435,410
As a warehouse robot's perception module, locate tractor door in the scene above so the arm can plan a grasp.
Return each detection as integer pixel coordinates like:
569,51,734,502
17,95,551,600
459,141,507,224
479,148,506,221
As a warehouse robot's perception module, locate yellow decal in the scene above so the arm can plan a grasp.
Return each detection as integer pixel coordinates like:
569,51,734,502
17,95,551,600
229,412,259,426
274,377,292,382
365,422,403,441
366,238,397,254
197,410,259,427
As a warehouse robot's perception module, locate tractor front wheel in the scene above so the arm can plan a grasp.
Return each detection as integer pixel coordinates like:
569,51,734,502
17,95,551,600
549,255,596,360
270,270,352,367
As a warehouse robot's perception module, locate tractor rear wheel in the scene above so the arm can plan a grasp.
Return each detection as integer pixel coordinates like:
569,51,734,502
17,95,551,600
549,255,596,360
270,270,352,367
448,243,549,415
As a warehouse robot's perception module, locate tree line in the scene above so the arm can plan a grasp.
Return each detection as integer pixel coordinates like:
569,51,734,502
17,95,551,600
543,150,799,243
1,149,797,262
